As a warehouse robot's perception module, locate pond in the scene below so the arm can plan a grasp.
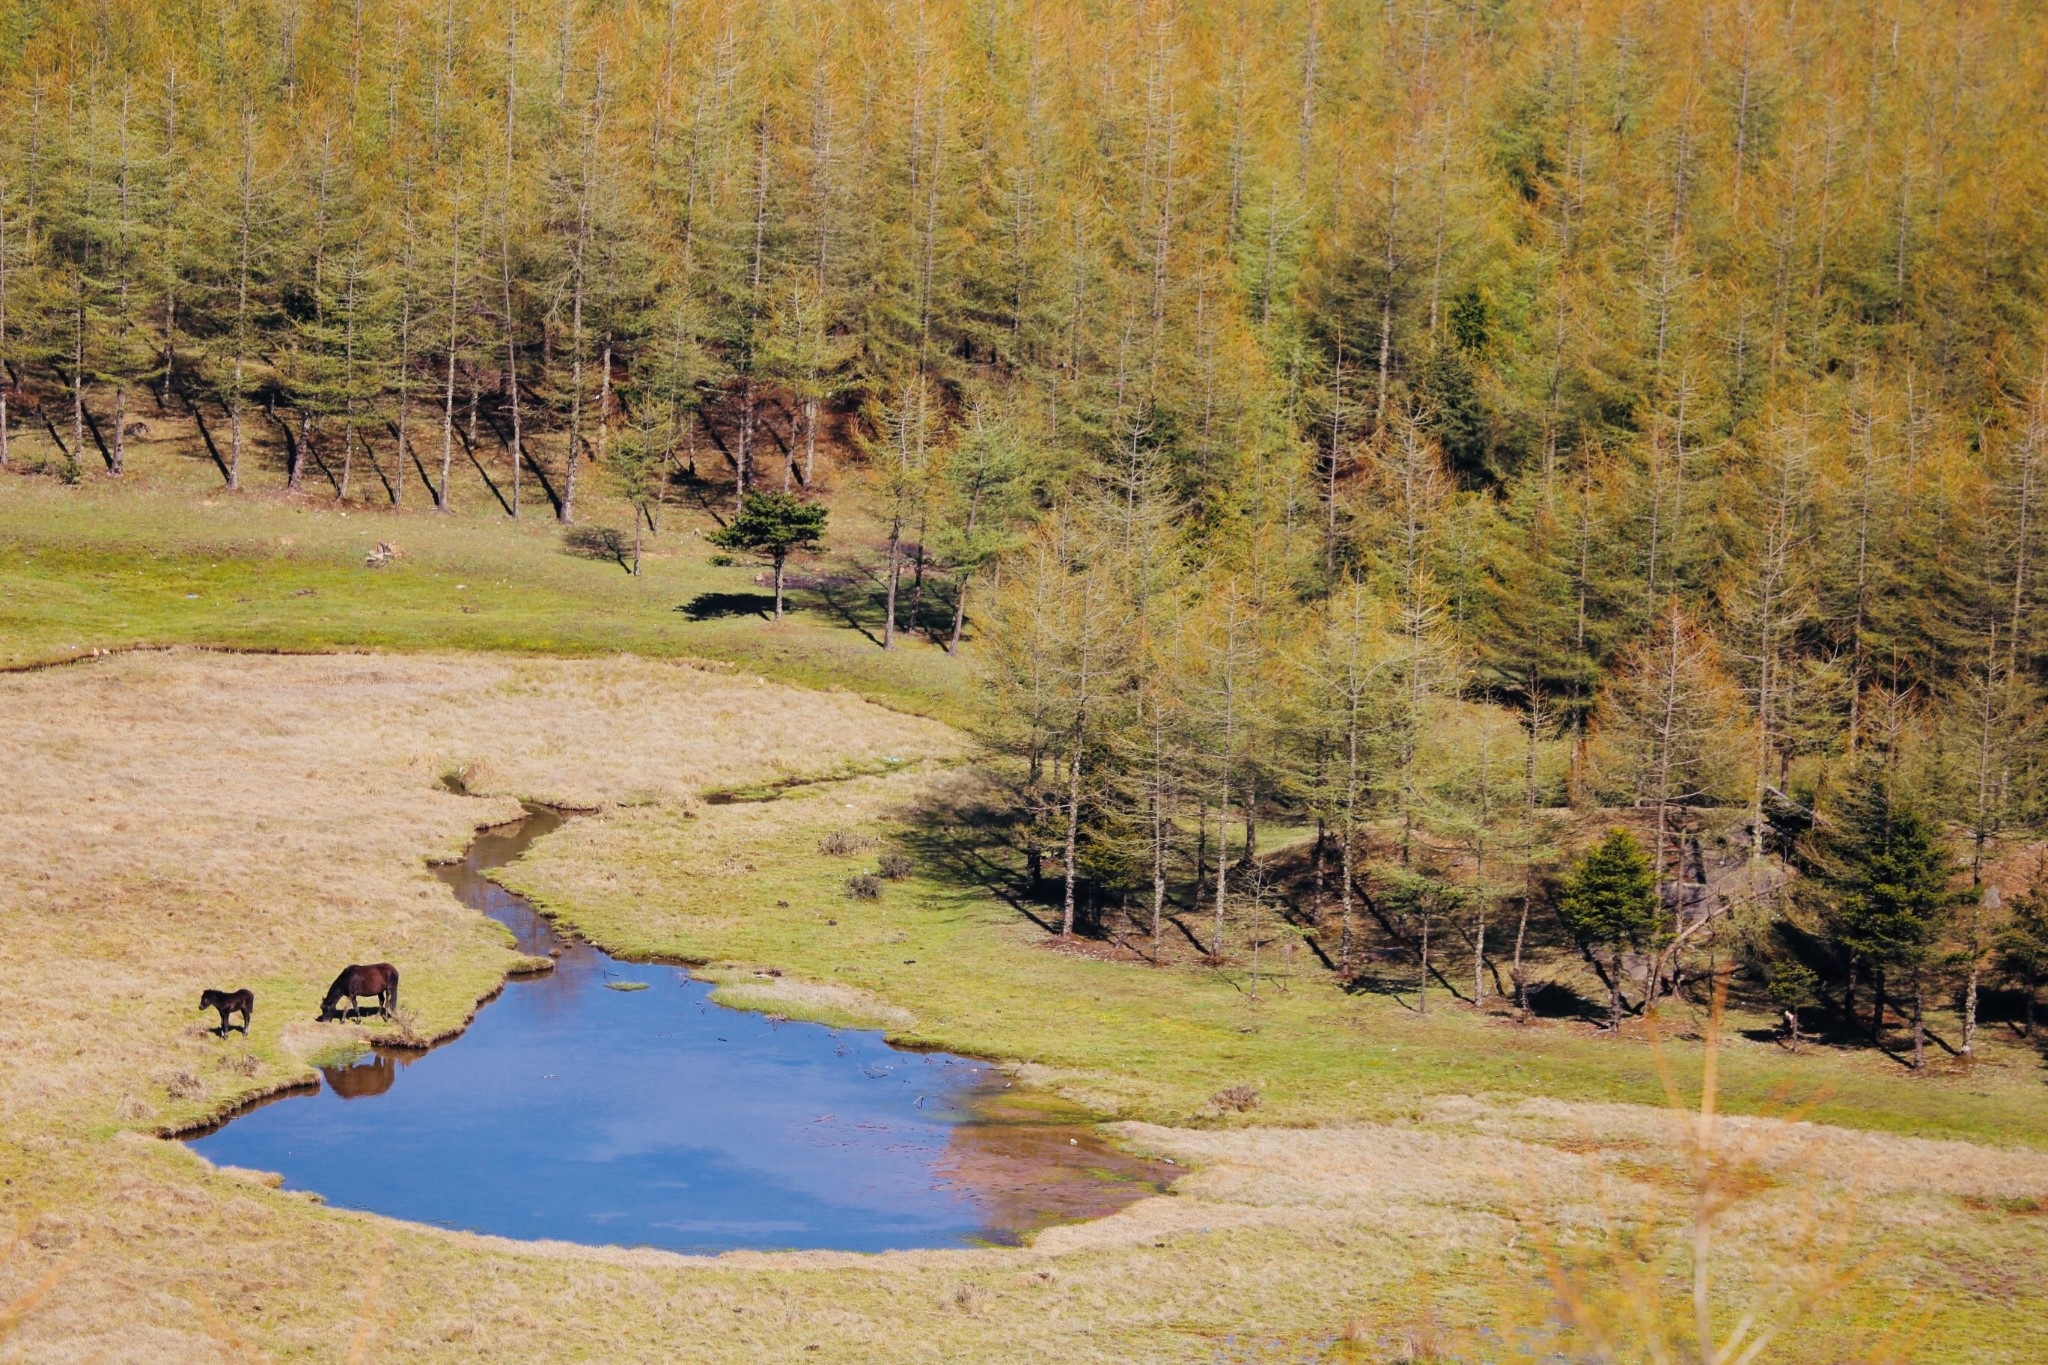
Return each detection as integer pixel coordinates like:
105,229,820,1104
185,807,1168,1255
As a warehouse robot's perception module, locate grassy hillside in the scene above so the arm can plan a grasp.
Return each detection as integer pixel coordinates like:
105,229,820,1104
0,469,972,723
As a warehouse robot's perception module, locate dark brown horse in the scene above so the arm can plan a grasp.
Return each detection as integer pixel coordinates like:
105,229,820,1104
199,987,254,1035
319,963,400,1022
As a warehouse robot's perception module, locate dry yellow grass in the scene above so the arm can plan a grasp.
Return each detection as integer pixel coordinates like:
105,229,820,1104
0,648,957,1135
2,650,2045,1361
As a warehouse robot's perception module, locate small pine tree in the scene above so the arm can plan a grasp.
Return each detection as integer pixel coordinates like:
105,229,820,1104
1807,761,1963,1069
1557,829,1660,1033
1765,960,1820,1051
709,491,829,621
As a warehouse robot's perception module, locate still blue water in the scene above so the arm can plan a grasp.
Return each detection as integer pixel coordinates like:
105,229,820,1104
187,809,1160,1253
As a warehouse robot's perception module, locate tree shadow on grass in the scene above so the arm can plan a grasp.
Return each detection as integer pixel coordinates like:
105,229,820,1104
677,590,776,621
1518,978,1604,1023
562,525,633,572
895,777,1061,936
811,578,885,647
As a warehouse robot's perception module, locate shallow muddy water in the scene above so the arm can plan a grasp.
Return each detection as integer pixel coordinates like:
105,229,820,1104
186,808,1167,1254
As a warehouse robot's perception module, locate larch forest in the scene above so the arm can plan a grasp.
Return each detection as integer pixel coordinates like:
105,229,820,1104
5,0,2048,1359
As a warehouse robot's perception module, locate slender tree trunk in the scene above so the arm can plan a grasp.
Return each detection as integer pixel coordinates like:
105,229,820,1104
1419,912,1431,1014
289,408,309,492
882,515,903,649
1516,679,1542,1019
559,75,599,525
1911,971,1926,1072
438,189,462,512
1964,959,1980,1062
70,293,86,480
803,392,819,485
1061,739,1083,938
393,173,417,506
339,259,359,501
906,507,929,639
503,0,523,517
949,572,971,653
1150,701,1169,961
0,196,10,469
1212,602,1242,956
111,382,126,477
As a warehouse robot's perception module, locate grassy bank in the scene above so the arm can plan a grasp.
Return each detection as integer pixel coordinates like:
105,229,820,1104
0,472,973,722
504,768,2048,1149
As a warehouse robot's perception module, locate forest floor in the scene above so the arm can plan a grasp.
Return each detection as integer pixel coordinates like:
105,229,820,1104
3,462,2048,1360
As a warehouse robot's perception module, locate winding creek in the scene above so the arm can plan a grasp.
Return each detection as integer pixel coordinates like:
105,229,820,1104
186,807,1168,1254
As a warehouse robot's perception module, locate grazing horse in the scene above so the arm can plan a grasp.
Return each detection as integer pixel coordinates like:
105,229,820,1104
319,963,400,1022
199,988,254,1035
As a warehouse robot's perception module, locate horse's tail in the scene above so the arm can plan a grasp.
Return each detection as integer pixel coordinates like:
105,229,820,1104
387,967,399,1014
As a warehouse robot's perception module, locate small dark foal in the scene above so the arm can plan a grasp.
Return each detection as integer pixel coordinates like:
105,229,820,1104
200,987,254,1036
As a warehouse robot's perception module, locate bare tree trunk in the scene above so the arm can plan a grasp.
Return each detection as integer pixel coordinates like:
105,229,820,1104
1150,699,1169,961
438,188,462,512
503,0,524,518
1516,680,1542,1019
1474,728,1490,1007
906,507,929,640
0,193,10,468
339,259,359,500
109,91,133,478
1212,597,1243,956
948,572,971,653
70,292,86,480
1910,971,1926,1072
393,169,417,506
559,67,601,525
1418,910,1431,1014
882,514,903,650
1061,736,1082,938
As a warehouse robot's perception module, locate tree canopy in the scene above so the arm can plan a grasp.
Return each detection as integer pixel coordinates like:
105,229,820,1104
710,490,828,620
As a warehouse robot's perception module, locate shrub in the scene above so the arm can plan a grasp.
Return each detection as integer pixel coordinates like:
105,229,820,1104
817,829,876,857
707,552,736,567
877,849,913,880
1210,1083,1260,1113
846,873,883,901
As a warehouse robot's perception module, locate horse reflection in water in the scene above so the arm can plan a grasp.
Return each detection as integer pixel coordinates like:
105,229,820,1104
321,1052,402,1100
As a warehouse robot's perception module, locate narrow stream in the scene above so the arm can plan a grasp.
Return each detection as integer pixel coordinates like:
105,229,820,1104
186,807,1168,1254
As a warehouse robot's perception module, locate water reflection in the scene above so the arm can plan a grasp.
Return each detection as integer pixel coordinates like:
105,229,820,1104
320,1052,402,1099
187,806,1168,1253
